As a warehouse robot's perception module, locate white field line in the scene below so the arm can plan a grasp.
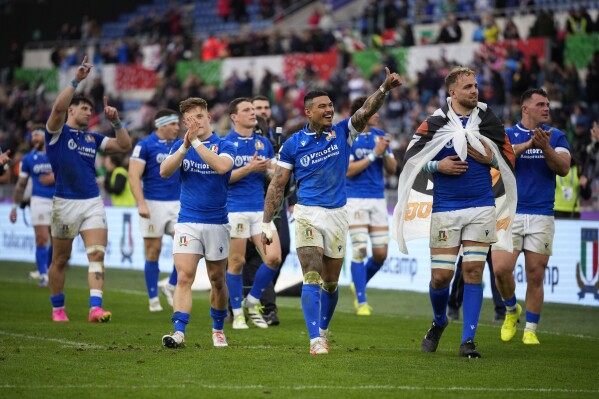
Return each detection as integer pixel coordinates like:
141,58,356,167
0,384,597,393
0,331,105,349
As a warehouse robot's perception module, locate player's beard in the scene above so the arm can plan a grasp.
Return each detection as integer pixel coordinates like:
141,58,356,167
457,96,478,112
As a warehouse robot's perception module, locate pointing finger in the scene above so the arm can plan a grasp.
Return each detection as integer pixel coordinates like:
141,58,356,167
103,96,108,108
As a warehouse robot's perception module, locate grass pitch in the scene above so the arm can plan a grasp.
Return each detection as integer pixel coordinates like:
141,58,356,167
0,261,598,399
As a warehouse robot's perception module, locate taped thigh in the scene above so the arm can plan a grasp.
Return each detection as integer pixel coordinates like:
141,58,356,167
370,230,389,248
430,253,458,270
462,246,489,263
349,227,368,262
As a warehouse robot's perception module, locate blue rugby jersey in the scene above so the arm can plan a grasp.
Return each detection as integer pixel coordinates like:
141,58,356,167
45,124,107,199
131,132,181,201
506,122,570,216
224,131,275,212
170,134,236,224
19,150,55,199
346,127,390,199
278,117,355,208
431,115,494,212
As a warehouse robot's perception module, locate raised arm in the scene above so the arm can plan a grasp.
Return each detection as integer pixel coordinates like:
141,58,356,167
103,97,132,153
350,67,402,134
47,56,92,132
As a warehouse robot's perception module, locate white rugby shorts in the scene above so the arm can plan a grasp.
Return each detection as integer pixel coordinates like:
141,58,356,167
172,222,231,261
430,206,497,249
51,196,107,239
346,198,389,227
511,213,554,256
229,211,275,239
294,204,348,258
139,200,180,238
30,196,52,226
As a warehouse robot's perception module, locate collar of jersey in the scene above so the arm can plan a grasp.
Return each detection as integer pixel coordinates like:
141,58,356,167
232,131,254,140
516,122,549,133
301,123,332,137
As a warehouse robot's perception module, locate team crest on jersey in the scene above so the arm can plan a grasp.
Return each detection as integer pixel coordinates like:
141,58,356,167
236,223,244,234
444,140,454,149
85,134,95,143
305,228,314,239
179,236,188,246
438,230,447,241
67,139,77,150
254,140,264,150
326,131,336,141
209,144,218,153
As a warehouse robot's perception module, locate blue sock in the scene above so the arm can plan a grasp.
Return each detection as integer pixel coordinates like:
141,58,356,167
172,311,190,334
226,272,243,309
50,293,65,308
210,307,228,330
526,311,541,324
302,284,321,339
168,265,178,286
144,260,160,299
89,293,102,308
320,288,339,331
351,261,367,304
365,258,383,283
47,245,53,269
35,246,48,275
429,283,449,326
503,295,517,307
462,283,483,343
249,263,277,300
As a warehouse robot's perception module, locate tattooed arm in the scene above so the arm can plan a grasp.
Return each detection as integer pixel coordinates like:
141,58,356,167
262,165,291,246
350,67,403,135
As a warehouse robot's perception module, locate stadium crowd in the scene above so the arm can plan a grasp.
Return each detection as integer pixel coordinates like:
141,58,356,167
0,1,598,211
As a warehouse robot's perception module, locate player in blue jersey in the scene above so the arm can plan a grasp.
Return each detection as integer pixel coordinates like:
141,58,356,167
129,109,181,312
9,125,55,287
414,67,515,358
492,88,570,345
160,97,236,349
262,67,403,355
346,96,397,316
45,57,132,323
224,98,281,329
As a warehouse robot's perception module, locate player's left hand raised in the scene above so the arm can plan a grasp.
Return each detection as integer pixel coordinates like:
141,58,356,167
380,67,403,92
103,96,120,122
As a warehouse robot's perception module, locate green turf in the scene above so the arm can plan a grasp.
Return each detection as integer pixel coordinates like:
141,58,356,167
0,261,598,399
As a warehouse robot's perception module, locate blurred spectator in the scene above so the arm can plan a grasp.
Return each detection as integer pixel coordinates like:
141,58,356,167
554,156,592,219
104,154,135,207
566,8,593,35
482,13,500,43
217,0,231,22
503,17,520,40
529,9,557,38
436,14,462,43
